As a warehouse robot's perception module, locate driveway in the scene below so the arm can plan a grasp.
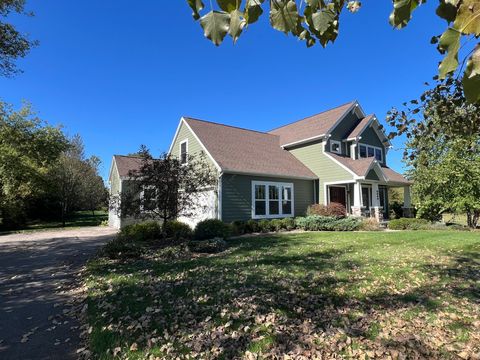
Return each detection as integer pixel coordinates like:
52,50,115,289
0,227,117,360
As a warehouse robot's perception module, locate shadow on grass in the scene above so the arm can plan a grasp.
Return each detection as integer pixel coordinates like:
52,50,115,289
86,233,480,359
0,211,108,235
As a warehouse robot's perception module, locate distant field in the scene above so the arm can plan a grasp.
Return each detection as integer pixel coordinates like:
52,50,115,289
442,213,468,226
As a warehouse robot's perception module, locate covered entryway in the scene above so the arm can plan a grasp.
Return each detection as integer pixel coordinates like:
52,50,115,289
329,186,347,208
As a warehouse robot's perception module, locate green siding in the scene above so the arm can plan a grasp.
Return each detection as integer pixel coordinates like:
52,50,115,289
358,127,386,166
170,120,215,168
221,174,314,222
328,111,361,155
366,169,380,181
288,140,354,204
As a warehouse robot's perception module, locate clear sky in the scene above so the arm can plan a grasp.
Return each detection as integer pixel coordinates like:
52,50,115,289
1,1,446,181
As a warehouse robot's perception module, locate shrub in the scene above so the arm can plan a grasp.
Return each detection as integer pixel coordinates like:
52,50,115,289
306,203,346,218
280,217,296,231
258,219,274,233
119,221,161,242
245,219,260,233
194,219,231,240
295,215,360,231
231,220,247,236
389,201,403,219
388,218,430,230
164,220,192,241
359,218,381,231
187,238,227,253
270,218,284,232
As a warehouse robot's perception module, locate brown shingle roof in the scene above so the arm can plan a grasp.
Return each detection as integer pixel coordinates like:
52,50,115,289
184,118,317,179
113,155,144,177
328,153,411,184
268,101,356,146
346,114,374,140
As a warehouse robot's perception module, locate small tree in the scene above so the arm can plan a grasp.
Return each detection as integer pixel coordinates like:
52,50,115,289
112,146,217,231
80,156,108,215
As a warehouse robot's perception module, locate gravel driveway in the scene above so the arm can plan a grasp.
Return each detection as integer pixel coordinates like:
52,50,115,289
0,227,117,360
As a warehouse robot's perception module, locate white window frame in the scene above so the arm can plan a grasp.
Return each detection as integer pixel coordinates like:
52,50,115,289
179,139,188,164
330,140,342,154
358,143,383,162
251,181,294,219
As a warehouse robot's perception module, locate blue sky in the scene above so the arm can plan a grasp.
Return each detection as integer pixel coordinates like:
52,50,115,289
1,1,446,180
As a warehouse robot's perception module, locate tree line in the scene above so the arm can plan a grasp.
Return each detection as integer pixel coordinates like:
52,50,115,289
0,101,108,229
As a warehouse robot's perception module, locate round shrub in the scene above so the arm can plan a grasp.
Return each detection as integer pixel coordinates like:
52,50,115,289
194,219,231,240
231,220,247,236
102,237,144,259
164,220,192,241
280,217,296,231
258,219,274,233
245,219,260,233
119,221,161,242
270,219,284,232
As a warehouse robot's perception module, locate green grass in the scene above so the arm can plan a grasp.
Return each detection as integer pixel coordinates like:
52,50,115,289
85,231,480,359
0,210,108,235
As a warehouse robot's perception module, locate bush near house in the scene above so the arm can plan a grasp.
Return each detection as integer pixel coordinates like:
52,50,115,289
164,220,193,241
119,221,162,242
388,218,431,230
295,215,361,231
194,219,231,240
359,217,382,231
306,203,347,217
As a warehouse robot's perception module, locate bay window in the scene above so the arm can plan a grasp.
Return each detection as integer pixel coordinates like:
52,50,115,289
252,181,294,219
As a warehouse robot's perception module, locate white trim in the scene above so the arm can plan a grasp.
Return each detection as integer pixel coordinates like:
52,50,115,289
325,101,365,136
179,138,189,164
217,173,223,220
168,117,222,172
251,181,294,219
330,140,342,154
281,134,326,148
223,170,317,181
168,118,184,154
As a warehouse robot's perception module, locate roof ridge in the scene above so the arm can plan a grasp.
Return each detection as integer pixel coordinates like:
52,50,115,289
183,116,278,137
267,100,356,132
114,154,143,158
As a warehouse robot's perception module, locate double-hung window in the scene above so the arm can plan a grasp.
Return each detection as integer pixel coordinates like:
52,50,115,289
358,143,383,162
330,140,342,154
180,139,188,164
252,181,294,219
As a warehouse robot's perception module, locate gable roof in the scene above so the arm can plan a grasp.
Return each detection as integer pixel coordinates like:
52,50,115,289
112,155,144,178
329,153,411,184
268,101,357,147
346,114,375,140
183,117,317,179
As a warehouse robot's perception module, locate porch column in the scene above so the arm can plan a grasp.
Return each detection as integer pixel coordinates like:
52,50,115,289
402,185,413,218
351,182,362,217
371,183,383,222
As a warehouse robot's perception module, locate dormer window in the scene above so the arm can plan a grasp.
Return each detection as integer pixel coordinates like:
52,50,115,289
180,139,188,164
359,143,383,162
330,140,342,154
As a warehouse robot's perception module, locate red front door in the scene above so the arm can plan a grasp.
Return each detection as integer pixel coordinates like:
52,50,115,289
329,186,346,207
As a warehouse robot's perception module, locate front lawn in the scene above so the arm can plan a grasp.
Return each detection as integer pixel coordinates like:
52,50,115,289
85,231,480,359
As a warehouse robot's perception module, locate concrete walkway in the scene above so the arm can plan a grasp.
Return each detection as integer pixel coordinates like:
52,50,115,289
0,227,117,360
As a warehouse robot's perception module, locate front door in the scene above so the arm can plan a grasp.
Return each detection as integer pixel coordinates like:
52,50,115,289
329,186,346,208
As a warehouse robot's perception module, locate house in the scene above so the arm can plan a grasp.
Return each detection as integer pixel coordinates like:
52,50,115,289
108,101,412,228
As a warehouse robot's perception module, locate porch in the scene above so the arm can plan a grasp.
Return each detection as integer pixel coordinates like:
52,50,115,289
325,180,413,221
